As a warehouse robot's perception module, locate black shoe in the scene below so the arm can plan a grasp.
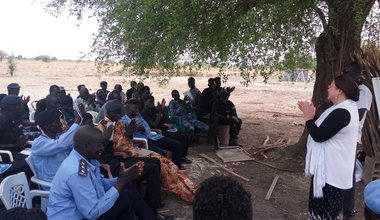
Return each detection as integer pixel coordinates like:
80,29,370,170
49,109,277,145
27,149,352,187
181,157,192,164
156,213,174,220
229,140,242,146
179,166,186,170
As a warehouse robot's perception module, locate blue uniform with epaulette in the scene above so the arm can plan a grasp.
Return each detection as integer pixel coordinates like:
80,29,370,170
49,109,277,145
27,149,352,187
47,150,124,220
47,149,156,220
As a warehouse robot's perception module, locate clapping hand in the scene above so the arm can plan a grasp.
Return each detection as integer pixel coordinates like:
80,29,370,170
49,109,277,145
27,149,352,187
114,162,144,192
119,161,144,184
297,101,316,121
129,118,144,132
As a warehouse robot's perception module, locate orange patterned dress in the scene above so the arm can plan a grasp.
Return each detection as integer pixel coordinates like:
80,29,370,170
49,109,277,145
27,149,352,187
97,118,198,202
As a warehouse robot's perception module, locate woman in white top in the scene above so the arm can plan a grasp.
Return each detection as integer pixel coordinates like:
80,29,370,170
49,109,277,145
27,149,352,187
298,75,360,220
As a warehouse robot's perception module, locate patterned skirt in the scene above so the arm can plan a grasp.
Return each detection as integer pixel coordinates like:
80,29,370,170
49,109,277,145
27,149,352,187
308,178,343,220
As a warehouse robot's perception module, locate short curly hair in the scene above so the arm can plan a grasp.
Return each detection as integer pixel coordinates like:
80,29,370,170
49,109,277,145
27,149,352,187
193,176,253,220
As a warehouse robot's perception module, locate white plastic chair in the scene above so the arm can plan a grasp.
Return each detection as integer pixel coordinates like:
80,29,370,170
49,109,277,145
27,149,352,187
25,156,52,189
133,137,148,149
25,156,51,212
0,172,49,210
0,150,14,162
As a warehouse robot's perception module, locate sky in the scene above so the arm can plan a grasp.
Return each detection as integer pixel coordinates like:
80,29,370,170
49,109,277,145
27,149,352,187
0,0,99,60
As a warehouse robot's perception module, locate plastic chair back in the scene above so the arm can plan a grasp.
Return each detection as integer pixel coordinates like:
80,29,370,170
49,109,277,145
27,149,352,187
25,156,37,177
0,172,32,209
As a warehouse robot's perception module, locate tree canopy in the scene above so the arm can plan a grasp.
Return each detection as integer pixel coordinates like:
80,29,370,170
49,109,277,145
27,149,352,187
45,0,379,84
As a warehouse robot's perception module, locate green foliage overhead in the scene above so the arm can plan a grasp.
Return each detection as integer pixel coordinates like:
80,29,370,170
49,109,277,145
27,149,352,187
44,0,378,83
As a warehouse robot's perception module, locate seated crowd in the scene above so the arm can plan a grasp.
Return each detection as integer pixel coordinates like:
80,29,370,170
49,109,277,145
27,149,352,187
0,78,247,220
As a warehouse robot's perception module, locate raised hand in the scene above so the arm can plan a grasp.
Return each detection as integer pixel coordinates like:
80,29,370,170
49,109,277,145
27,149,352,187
298,101,316,121
21,95,30,105
114,162,144,192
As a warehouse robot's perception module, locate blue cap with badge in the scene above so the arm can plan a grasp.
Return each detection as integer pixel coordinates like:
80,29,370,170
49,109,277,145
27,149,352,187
7,83,21,89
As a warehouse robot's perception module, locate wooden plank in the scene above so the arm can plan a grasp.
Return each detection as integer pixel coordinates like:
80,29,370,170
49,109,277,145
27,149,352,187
199,153,250,182
265,175,279,200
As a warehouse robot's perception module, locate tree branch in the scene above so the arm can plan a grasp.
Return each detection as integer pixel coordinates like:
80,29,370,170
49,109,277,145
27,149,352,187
364,0,376,18
314,6,328,31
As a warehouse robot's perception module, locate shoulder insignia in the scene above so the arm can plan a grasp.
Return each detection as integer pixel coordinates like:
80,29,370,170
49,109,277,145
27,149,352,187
78,159,88,177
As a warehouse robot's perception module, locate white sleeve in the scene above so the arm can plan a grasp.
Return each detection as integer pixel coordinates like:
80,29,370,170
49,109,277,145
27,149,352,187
357,85,372,110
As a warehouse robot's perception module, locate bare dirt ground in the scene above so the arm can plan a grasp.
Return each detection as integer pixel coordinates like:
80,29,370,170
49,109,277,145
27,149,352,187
0,60,366,219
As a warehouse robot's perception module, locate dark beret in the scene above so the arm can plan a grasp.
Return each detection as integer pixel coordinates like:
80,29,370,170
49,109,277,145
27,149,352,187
125,99,140,106
1,95,22,108
105,99,123,113
35,109,62,127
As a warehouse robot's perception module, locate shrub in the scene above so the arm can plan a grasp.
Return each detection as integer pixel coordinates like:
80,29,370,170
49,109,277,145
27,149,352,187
7,56,17,76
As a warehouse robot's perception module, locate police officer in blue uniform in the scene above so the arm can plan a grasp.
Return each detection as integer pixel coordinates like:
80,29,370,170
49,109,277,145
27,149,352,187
47,126,156,220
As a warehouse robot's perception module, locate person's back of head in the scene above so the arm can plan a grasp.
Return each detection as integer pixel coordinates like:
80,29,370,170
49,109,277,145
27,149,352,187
193,176,252,220
49,85,60,96
45,94,60,110
364,180,380,220
107,90,121,101
188,77,196,89
130,81,137,89
2,207,47,220
77,84,85,91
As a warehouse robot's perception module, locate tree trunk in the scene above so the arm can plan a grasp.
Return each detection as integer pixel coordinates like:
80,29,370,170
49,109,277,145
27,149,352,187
282,1,376,158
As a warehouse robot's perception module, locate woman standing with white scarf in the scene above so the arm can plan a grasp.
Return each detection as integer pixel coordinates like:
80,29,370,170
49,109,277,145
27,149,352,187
298,75,360,220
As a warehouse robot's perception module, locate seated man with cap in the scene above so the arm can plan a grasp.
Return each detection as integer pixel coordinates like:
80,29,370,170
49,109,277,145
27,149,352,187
47,126,156,220
98,100,198,204
31,109,82,189
97,99,173,219
364,179,380,220
7,83,30,121
95,90,123,123
122,99,185,170
0,95,32,179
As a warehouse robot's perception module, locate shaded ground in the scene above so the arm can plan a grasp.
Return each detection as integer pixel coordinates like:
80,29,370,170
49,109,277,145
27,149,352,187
0,60,366,219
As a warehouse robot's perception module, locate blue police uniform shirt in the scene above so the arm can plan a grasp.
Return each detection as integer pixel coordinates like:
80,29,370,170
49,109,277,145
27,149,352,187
31,123,80,189
47,150,119,220
121,114,151,139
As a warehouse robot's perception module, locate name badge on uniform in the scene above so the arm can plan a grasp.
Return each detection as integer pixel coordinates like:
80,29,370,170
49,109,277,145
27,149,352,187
78,159,88,177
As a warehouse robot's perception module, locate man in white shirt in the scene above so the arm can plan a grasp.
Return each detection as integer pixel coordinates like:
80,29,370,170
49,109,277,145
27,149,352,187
343,61,373,219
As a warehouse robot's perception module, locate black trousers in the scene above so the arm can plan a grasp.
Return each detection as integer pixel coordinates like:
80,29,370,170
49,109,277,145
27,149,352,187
163,130,191,157
99,153,162,211
98,184,156,220
342,161,356,216
124,157,162,210
148,137,183,168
